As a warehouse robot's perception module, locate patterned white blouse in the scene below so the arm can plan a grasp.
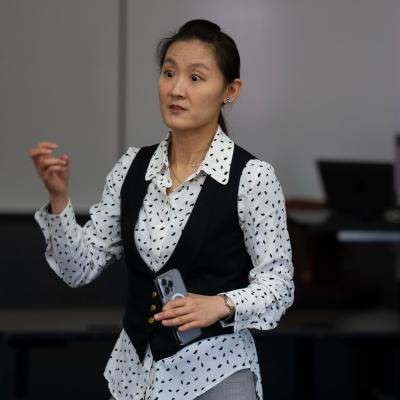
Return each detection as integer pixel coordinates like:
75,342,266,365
34,125,294,400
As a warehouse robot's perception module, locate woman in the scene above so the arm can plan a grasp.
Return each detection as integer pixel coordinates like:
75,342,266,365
30,19,294,400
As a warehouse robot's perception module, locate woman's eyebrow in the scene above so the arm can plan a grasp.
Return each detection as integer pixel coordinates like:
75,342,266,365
163,57,177,67
163,58,210,71
190,62,210,71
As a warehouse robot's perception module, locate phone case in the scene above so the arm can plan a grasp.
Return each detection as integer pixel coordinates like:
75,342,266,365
154,268,202,345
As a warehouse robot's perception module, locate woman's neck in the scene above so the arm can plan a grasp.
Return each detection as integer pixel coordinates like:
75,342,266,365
168,125,218,168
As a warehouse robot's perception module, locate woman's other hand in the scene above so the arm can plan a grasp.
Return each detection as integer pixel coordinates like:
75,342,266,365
153,292,230,332
29,141,70,212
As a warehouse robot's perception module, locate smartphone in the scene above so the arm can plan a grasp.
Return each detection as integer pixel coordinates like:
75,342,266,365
154,268,202,345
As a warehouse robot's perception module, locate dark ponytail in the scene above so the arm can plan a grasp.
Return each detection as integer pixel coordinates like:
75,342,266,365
156,19,240,136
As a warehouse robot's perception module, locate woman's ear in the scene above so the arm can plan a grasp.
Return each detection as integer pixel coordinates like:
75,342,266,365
225,79,242,104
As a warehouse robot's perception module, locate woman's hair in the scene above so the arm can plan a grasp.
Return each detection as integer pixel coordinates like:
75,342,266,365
156,19,240,136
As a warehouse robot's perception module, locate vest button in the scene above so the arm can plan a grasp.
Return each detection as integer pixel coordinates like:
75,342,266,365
151,291,157,298
148,316,155,324
150,304,157,312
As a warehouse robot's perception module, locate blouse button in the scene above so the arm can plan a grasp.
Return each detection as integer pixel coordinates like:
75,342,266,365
148,316,155,324
150,304,157,312
151,291,157,298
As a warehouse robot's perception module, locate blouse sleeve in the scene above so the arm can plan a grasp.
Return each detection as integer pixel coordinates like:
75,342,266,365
218,159,294,332
33,146,139,288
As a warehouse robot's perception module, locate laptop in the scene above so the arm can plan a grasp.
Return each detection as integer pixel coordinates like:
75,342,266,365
316,160,395,219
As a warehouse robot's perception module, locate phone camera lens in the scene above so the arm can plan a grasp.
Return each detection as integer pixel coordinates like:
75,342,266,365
164,287,170,294
161,278,167,287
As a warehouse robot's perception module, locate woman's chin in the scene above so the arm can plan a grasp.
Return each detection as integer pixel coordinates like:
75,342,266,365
164,119,193,132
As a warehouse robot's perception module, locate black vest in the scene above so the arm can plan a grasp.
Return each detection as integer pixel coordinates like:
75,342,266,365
120,142,257,363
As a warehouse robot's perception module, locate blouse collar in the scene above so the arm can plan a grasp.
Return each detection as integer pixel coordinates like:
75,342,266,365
145,125,235,185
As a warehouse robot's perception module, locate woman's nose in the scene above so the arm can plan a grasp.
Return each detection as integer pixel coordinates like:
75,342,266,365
170,76,185,98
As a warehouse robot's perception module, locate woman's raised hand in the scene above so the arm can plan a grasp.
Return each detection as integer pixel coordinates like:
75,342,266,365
29,141,70,198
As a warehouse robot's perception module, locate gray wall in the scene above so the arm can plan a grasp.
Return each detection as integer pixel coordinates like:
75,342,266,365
2,0,400,212
0,0,119,213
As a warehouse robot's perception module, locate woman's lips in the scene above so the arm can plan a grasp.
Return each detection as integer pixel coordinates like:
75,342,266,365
169,105,186,114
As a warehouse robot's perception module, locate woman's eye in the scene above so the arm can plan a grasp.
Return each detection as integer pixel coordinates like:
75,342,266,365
191,74,202,82
164,70,174,78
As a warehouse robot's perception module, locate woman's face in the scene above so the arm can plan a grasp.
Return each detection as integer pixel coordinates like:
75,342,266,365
158,39,227,135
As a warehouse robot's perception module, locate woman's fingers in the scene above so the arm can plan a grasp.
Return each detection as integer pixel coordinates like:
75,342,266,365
35,157,67,177
155,298,199,328
156,301,189,320
30,148,52,158
40,157,68,167
30,145,57,171
30,148,53,165
29,141,70,196
160,310,194,327
30,141,68,172
42,165,68,181
37,141,58,149
30,142,58,156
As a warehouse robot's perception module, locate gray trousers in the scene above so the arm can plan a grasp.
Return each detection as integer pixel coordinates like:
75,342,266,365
109,367,258,400
195,368,258,400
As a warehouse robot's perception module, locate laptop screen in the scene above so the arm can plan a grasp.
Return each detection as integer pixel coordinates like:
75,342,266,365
317,160,395,218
